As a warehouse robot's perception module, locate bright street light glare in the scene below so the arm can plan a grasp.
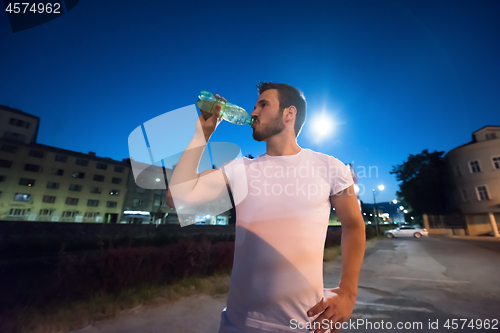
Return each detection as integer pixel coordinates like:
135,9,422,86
399,206,404,210
309,112,335,143
378,185,385,191
392,199,398,204
403,209,408,214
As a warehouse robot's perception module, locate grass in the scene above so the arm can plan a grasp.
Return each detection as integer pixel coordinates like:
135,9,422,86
4,269,231,333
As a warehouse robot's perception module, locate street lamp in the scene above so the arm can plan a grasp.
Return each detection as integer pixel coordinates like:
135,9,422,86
372,185,384,237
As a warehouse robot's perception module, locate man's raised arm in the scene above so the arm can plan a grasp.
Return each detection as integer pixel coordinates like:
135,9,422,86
165,97,230,209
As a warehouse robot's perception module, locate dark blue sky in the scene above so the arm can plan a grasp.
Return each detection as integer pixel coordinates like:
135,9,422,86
1,0,499,205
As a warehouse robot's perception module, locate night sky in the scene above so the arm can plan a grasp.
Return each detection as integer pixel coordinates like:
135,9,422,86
1,0,499,205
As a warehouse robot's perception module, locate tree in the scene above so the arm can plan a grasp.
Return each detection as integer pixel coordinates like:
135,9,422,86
390,149,448,216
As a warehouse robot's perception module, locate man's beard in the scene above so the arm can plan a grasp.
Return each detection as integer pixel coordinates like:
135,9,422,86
252,111,285,142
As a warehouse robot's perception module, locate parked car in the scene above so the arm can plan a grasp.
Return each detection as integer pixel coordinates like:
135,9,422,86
385,225,428,238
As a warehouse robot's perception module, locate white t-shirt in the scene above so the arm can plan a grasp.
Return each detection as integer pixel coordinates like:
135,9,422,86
219,148,354,332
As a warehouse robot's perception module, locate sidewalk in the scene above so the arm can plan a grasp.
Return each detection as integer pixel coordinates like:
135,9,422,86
448,235,500,241
72,294,227,333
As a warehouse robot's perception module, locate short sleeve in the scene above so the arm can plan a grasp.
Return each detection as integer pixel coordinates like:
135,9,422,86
329,157,354,195
217,157,248,206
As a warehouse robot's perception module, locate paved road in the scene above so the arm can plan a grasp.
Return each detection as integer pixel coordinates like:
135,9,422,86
73,236,500,332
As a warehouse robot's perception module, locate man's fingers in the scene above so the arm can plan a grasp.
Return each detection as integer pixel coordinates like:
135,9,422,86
307,297,326,317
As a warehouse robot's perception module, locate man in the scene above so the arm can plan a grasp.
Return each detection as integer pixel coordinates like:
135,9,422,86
166,83,365,333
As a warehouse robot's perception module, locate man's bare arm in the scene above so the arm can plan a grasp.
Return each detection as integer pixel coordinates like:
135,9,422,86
165,97,229,209
307,185,365,331
330,185,365,296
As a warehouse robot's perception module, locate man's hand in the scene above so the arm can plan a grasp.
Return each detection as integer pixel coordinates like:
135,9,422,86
198,94,225,142
307,287,357,333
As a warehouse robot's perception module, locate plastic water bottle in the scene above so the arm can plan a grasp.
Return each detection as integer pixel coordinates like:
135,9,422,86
197,91,253,125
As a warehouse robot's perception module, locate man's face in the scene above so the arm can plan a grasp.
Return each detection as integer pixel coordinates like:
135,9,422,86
251,89,285,142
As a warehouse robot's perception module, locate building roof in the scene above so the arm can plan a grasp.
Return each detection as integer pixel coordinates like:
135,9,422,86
0,138,128,166
445,125,500,157
472,125,500,135
0,105,40,120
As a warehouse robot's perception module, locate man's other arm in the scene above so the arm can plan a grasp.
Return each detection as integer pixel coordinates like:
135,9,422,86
330,185,365,297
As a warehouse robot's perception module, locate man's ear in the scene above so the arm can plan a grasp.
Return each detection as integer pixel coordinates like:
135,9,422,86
285,105,297,118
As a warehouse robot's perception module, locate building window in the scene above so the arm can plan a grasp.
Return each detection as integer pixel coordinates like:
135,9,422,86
0,144,18,153
47,181,59,189
13,193,31,202
39,209,52,216
76,158,89,166
114,166,124,173
476,186,490,201
9,118,30,128
4,131,27,142
0,159,13,168
24,163,41,172
469,161,481,173
19,178,35,187
87,199,99,207
485,133,497,140
96,163,108,170
43,195,56,203
111,177,122,184
107,201,117,208
461,189,468,202
9,208,27,216
51,168,64,176
65,197,79,205
29,149,45,158
133,199,143,206
455,165,462,177
109,190,119,196
84,212,99,218
0,175,6,182
69,184,82,192
93,174,105,182
55,154,67,162
62,211,77,218
492,156,500,170
90,186,102,194
72,171,85,179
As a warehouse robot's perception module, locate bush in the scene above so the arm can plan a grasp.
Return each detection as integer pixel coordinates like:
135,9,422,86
40,236,234,305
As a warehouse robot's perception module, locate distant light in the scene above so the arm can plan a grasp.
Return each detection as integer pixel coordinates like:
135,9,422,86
155,178,161,182
392,200,398,204
404,210,408,214
332,207,336,211
411,216,414,220
370,214,373,216
124,210,150,215
363,213,366,215
378,185,385,191
367,221,371,224
399,206,404,210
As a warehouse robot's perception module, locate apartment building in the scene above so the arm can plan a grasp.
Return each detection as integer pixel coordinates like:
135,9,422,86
445,125,500,236
0,138,130,223
0,105,40,144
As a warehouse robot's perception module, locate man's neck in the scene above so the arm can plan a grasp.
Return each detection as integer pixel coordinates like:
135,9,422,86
265,133,301,156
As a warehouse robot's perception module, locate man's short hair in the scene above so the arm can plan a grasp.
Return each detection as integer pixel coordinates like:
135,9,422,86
257,82,307,137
